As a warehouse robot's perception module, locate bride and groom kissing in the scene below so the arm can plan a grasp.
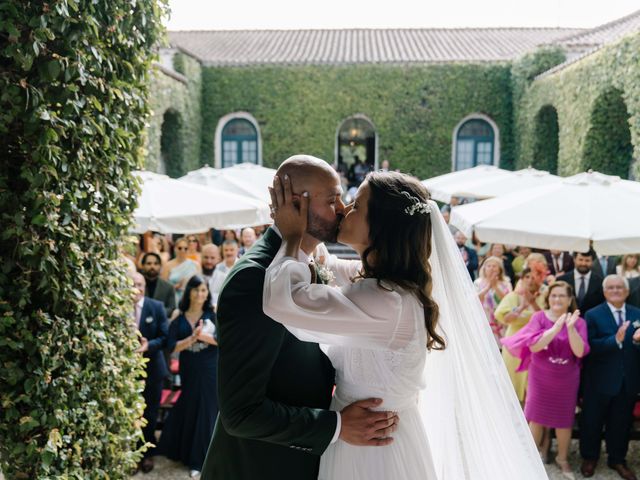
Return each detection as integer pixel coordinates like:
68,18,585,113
200,155,549,480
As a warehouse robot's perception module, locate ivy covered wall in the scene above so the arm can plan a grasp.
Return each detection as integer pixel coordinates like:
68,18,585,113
515,32,640,177
198,63,515,179
146,52,202,176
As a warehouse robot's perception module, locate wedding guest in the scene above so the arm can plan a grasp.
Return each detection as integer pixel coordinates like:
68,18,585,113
544,250,574,278
579,274,640,480
200,243,221,283
557,251,604,313
222,229,239,243
186,235,201,264
628,276,640,308
239,227,257,256
616,254,640,279
473,256,512,345
489,243,516,286
157,275,218,478
593,254,619,278
495,267,545,403
209,240,239,308
161,237,201,304
512,246,533,278
502,282,589,480
454,230,478,280
141,252,176,319
130,272,169,474
468,232,490,261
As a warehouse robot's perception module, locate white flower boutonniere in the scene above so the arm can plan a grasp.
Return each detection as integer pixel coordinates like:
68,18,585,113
632,320,640,329
145,316,154,324
316,264,336,284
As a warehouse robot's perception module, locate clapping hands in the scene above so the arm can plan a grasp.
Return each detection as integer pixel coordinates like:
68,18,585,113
616,321,630,344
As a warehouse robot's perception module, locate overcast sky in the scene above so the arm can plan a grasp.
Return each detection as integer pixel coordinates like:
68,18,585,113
166,0,639,31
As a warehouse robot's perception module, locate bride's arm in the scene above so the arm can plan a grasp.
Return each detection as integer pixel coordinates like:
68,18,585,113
263,256,410,350
314,243,361,287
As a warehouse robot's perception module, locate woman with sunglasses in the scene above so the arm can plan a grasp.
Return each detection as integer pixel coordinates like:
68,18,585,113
186,235,202,264
162,237,201,304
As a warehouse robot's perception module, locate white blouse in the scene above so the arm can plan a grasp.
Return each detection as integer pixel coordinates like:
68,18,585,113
263,248,421,351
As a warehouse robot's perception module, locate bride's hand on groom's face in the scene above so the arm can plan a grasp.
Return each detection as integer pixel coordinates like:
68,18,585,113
269,174,309,242
339,398,399,447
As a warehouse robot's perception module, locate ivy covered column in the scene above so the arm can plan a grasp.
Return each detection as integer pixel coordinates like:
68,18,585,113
0,0,166,477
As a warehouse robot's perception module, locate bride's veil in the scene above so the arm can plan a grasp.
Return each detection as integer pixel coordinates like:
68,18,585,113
419,200,548,479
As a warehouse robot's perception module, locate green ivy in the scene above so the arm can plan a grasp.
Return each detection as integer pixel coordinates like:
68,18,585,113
532,105,560,174
514,33,640,177
160,109,185,177
146,53,202,174
583,88,633,177
0,0,166,477
186,63,515,178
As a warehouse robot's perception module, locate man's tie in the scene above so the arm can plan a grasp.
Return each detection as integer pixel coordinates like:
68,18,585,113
615,310,624,328
577,276,587,304
554,257,561,274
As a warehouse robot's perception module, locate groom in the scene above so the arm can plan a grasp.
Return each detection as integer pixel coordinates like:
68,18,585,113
201,155,398,479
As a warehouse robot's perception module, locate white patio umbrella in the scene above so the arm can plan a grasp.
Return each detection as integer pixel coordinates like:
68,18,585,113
422,166,561,202
180,163,276,204
450,171,640,255
422,165,513,203
132,171,271,234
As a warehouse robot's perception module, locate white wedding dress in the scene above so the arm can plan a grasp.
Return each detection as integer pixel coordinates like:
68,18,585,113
264,251,437,479
264,201,549,480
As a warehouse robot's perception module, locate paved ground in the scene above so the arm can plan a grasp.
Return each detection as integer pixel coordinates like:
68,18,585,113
1,440,637,479
131,440,640,480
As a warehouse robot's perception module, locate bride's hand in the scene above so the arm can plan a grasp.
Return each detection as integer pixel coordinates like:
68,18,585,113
269,174,309,244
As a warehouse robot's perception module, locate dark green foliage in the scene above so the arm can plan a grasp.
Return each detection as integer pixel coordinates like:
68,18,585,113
583,88,633,177
532,105,560,173
511,46,565,102
0,0,166,477
161,109,185,177
198,63,515,178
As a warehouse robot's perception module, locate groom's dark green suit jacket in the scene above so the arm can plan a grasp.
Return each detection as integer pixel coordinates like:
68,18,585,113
201,228,337,479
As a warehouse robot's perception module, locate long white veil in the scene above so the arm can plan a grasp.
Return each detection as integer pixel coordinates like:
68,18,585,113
420,200,548,479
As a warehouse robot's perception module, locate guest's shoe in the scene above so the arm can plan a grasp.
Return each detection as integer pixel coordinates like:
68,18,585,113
140,457,154,473
555,458,575,480
189,470,201,478
609,463,637,480
581,459,597,478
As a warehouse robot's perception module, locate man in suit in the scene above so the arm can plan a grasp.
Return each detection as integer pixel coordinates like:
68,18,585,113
557,251,605,313
453,230,479,280
544,249,574,277
141,252,176,318
592,254,620,278
627,276,640,308
580,274,640,480
201,155,398,480
130,272,169,474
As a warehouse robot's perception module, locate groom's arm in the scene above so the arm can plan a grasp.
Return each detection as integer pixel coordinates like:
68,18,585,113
216,266,337,455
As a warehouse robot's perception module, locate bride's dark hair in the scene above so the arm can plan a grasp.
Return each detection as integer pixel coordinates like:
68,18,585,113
361,171,444,350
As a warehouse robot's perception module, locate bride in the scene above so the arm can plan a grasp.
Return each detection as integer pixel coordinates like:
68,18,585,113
264,170,548,479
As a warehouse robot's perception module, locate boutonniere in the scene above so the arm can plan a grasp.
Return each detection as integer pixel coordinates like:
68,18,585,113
145,316,154,324
632,320,640,329
316,264,335,284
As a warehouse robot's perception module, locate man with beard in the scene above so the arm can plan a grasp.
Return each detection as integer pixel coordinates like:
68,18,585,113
201,155,399,480
141,252,176,319
200,243,221,283
557,250,605,313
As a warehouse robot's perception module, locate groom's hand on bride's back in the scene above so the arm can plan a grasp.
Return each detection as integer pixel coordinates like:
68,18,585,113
339,398,399,446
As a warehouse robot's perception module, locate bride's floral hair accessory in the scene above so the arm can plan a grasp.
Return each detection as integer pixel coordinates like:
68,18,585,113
400,191,431,216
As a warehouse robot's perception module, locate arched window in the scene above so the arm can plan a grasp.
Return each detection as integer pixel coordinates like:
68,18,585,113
452,116,498,171
220,118,259,167
533,105,559,174
335,115,377,187
160,109,183,177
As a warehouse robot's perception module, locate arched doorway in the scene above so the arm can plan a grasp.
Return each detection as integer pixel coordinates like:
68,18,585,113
336,115,377,187
452,115,499,171
583,88,632,178
221,118,258,167
533,105,559,174
160,109,183,177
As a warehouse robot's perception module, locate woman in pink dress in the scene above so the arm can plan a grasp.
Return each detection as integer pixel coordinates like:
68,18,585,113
502,281,590,480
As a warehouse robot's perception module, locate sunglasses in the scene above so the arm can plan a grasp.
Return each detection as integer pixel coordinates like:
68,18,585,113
188,238,198,242
176,246,188,251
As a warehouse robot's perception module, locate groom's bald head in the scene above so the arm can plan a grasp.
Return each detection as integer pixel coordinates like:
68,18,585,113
276,154,338,194
275,154,344,243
